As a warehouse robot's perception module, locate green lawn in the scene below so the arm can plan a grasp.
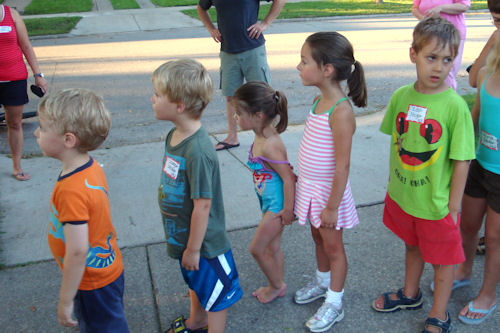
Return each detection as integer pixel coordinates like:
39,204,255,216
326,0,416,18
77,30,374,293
110,0,140,10
24,0,92,15
182,0,488,21
24,17,82,36
151,0,197,6
462,93,476,111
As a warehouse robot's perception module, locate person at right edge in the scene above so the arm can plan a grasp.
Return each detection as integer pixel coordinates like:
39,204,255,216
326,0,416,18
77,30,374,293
197,0,286,151
371,18,475,333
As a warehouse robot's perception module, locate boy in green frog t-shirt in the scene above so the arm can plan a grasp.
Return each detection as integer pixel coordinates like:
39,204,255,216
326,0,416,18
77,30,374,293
371,17,475,333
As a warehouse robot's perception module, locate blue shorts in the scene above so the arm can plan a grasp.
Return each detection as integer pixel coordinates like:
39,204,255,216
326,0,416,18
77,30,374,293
0,80,28,107
73,272,129,333
219,44,270,97
180,249,242,312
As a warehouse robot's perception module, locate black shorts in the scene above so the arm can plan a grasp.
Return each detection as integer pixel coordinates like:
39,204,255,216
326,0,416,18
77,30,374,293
0,80,29,107
464,159,500,213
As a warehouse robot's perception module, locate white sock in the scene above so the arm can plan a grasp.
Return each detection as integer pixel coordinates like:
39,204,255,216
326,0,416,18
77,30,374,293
325,288,344,309
316,269,330,288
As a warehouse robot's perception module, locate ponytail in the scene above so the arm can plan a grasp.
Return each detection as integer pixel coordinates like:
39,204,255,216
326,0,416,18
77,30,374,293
274,90,288,133
347,60,367,108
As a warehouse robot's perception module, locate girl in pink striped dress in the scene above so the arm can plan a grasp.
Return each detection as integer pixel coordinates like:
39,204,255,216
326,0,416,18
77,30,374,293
294,32,367,333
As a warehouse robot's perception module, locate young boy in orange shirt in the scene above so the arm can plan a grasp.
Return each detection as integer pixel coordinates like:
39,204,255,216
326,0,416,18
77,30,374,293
35,88,128,332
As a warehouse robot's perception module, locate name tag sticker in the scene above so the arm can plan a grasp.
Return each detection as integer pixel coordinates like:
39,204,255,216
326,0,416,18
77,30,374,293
406,105,428,124
480,130,499,151
0,26,12,33
163,156,180,180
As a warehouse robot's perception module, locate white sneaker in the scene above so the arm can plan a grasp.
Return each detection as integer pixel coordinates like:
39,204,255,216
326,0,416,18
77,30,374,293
306,302,344,332
294,279,327,304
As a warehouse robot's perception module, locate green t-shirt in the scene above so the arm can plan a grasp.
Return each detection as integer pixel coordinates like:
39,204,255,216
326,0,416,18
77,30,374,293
380,84,475,220
158,126,230,259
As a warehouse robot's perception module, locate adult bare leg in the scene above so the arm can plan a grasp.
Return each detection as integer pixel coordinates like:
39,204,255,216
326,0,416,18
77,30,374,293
4,104,29,180
214,97,239,150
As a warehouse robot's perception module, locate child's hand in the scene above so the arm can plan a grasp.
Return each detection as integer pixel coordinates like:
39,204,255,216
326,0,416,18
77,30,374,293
278,209,294,225
57,299,77,327
182,248,200,271
320,207,338,229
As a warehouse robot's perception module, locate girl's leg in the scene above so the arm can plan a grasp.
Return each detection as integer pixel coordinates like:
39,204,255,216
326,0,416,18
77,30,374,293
373,244,423,309
207,309,227,333
455,194,487,281
249,211,286,302
317,227,346,293
4,105,28,178
460,206,500,319
311,225,330,273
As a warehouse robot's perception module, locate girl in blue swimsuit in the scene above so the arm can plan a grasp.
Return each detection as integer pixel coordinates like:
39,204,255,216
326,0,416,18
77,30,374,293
232,81,296,304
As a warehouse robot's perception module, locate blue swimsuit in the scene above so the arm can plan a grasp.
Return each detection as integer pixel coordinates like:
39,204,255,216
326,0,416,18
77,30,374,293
247,144,290,214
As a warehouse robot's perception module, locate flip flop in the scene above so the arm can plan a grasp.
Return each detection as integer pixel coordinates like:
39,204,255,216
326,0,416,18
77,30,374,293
458,301,497,325
215,141,240,151
12,171,30,181
430,278,471,292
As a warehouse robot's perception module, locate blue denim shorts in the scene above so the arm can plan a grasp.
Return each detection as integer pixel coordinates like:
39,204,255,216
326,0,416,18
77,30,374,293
219,44,270,97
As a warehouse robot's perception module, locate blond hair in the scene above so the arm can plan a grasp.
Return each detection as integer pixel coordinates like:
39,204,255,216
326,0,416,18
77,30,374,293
412,17,460,59
37,88,111,152
486,31,500,72
152,58,213,119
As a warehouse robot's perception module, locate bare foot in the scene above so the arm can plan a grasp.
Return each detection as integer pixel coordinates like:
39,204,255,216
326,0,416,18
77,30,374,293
254,284,287,304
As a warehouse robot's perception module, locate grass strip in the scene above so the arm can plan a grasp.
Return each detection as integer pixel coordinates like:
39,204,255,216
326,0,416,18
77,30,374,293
110,0,140,10
151,0,197,6
24,0,92,15
25,17,82,36
182,0,487,21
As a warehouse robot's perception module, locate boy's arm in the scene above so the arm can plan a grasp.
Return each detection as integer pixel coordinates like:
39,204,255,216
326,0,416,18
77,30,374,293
448,160,470,224
182,198,211,270
197,4,221,43
58,223,89,327
469,30,498,87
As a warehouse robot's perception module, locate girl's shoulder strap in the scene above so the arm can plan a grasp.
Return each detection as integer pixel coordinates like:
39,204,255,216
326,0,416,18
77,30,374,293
326,97,349,115
310,97,321,114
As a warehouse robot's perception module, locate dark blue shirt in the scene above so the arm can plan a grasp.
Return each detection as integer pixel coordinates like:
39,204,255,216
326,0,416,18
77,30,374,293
199,0,271,54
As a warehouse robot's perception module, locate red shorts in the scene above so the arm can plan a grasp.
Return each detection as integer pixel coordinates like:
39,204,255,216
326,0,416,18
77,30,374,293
383,193,464,265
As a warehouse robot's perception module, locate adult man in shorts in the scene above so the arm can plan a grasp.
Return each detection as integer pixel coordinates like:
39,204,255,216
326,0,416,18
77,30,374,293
197,0,286,151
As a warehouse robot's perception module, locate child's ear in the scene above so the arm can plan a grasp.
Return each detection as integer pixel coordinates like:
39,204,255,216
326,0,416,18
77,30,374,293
63,132,78,149
323,63,335,78
409,47,417,64
176,101,186,114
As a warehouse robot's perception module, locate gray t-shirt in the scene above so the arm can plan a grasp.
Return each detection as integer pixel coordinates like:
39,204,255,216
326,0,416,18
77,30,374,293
158,126,230,259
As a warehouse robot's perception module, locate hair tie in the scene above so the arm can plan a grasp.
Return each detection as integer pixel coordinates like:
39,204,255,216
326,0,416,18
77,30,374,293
274,91,279,101
351,60,357,74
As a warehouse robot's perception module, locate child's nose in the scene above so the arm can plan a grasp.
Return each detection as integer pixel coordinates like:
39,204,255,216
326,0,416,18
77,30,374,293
34,127,39,137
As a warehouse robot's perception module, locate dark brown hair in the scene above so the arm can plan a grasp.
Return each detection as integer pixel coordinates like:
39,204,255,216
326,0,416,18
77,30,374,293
232,81,288,133
305,32,367,107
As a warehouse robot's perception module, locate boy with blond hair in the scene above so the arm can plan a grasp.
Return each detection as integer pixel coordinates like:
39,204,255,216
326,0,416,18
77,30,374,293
371,18,475,333
35,88,128,332
152,58,242,333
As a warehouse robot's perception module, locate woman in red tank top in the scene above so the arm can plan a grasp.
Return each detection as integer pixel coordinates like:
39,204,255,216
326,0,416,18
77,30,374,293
0,5,47,181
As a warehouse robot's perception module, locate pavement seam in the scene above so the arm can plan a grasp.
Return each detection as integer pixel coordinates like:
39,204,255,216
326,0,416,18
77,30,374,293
146,244,163,333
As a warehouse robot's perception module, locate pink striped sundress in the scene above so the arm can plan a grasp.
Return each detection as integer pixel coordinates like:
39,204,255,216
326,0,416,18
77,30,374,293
294,97,359,229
